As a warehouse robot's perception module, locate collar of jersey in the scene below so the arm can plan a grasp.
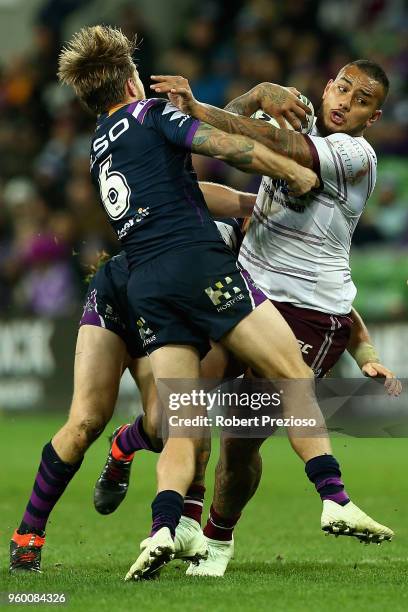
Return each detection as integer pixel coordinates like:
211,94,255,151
107,102,129,117
97,102,129,127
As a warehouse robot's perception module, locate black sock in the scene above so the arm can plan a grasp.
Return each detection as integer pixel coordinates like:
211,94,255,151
150,490,184,538
305,455,350,506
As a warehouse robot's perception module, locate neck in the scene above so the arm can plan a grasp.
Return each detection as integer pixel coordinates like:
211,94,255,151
123,94,141,105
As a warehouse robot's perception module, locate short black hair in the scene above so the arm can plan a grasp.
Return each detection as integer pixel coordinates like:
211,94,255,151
346,59,389,105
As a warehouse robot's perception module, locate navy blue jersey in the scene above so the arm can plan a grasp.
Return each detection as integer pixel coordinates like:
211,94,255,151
90,98,224,268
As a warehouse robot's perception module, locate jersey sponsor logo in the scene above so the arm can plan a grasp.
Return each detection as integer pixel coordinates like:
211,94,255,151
205,277,243,312
272,177,289,196
264,178,306,213
137,317,156,346
117,207,150,239
91,118,130,167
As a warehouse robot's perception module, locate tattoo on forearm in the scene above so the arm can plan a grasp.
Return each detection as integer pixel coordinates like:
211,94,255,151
224,90,257,116
208,88,313,168
225,83,288,116
199,107,312,168
192,123,255,170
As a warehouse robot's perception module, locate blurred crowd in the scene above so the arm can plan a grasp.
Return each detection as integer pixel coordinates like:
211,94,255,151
0,0,407,318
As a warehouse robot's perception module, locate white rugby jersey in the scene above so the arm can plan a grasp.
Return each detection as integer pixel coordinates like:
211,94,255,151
238,123,377,315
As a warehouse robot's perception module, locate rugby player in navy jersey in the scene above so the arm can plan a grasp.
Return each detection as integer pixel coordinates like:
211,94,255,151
52,25,334,581
8,181,252,574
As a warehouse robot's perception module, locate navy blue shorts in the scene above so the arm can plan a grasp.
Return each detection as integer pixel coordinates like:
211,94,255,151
79,253,145,359
127,243,266,358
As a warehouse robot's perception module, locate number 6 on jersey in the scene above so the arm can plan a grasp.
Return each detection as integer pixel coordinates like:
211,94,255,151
98,154,131,220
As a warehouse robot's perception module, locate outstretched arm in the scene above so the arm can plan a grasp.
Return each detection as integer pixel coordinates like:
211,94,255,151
199,181,256,218
151,76,314,168
191,122,318,197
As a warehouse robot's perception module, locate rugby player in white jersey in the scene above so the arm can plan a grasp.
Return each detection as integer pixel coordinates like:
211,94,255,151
151,60,399,575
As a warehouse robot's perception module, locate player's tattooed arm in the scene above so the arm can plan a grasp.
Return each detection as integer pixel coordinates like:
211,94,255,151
225,82,305,128
191,123,318,196
223,85,260,118
193,105,314,169
150,75,313,168
199,181,256,218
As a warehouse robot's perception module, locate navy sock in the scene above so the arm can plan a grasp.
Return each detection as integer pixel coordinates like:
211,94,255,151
305,455,350,506
151,490,184,538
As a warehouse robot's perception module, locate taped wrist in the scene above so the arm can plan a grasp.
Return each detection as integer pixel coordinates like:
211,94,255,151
350,342,380,369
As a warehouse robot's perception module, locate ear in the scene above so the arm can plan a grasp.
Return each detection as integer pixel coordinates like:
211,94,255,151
322,79,333,99
366,109,382,128
126,78,138,97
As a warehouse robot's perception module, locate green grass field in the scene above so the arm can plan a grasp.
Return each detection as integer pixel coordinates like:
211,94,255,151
1,413,407,611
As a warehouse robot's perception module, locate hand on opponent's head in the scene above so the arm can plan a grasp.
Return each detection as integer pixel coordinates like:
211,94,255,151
150,75,197,115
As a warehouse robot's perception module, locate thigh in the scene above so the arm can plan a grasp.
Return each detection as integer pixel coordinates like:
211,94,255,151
200,341,246,379
148,345,201,379
221,300,310,379
69,325,128,424
148,345,208,443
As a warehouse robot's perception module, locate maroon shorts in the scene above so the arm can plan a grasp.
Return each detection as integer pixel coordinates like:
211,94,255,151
271,301,353,378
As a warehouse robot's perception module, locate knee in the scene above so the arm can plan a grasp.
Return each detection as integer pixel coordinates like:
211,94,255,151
287,360,313,380
68,413,108,448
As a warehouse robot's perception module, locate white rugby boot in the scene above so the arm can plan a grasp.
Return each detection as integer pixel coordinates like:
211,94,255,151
186,537,234,577
124,527,175,581
174,516,208,563
321,500,394,544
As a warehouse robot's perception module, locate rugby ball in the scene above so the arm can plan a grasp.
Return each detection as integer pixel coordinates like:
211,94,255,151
251,94,314,134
